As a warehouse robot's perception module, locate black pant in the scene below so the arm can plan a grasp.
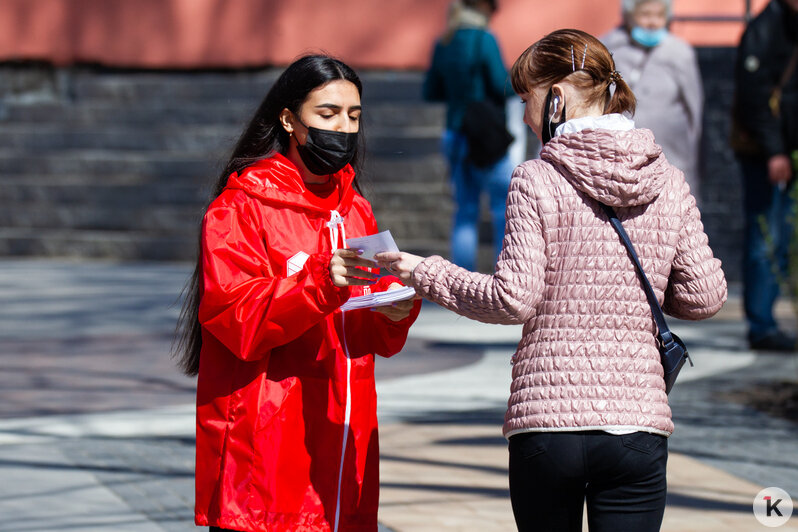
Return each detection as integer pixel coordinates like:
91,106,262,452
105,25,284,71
508,431,668,532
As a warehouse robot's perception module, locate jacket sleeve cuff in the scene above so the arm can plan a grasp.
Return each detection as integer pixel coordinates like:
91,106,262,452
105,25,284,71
411,255,448,297
308,252,351,309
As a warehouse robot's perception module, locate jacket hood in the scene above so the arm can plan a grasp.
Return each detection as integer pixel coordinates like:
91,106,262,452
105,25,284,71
225,153,357,215
540,128,668,208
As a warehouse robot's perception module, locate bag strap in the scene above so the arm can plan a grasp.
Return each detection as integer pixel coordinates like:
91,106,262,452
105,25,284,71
600,203,676,347
466,30,487,100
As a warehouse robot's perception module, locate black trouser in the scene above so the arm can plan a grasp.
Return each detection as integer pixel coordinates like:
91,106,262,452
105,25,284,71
508,431,668,532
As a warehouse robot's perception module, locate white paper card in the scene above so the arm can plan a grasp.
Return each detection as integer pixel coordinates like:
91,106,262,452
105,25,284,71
344,230,399,260
340,285,416,312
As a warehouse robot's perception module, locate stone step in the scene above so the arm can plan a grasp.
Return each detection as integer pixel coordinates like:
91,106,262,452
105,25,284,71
0,228,196,261
0,179,207,205
362,156,447,183
0,203,202,233
0,99,444,129
0,128,439,158
0,150,220,179
366,130,441,158
0,149,446,182
0,101,255,126
364,104,445,129
67,70,280,103
368,182,449,212
0,119,441,155
0,178,449,212
65,69,426,104
0,124,238,153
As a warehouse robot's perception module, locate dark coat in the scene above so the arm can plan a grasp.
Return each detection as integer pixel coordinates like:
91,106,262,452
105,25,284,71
733,0,798,157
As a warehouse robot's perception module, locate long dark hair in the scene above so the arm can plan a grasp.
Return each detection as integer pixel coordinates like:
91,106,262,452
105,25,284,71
173,55,364,376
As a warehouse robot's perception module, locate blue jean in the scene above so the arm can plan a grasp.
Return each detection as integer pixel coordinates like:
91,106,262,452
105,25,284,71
740,156,794,341
442,130,513,271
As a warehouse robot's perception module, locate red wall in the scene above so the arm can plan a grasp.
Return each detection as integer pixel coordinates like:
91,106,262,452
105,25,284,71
0,0,771,70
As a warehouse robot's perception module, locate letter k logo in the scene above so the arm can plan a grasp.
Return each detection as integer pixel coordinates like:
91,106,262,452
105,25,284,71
764,496,783,517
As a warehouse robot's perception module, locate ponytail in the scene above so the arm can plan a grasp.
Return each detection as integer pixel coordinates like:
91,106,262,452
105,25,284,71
605,74,636,116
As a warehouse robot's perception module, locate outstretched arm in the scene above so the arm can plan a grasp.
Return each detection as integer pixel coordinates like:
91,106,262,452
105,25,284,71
377,166,546,325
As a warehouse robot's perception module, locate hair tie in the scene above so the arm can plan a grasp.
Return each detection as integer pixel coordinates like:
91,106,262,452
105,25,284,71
609,70,623,84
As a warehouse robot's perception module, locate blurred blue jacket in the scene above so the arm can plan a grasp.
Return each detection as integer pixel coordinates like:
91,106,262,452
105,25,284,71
423,27,512,131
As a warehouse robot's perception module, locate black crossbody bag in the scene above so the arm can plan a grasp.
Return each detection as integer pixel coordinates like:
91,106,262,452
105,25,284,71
601,203,692,394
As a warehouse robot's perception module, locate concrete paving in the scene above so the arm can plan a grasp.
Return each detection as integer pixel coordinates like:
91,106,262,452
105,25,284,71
0,259,796,531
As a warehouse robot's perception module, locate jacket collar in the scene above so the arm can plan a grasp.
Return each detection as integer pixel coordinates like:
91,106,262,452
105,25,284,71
225,153,356,215
554,113,635,137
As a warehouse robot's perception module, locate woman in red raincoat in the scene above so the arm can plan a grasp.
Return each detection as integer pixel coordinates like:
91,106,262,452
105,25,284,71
174,55,421,532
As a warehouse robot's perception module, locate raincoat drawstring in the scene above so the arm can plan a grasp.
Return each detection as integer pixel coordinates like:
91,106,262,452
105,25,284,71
327,210,346,250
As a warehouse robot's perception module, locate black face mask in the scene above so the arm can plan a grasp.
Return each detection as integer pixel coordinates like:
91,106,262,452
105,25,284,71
295,120,358,176
541,88,567,145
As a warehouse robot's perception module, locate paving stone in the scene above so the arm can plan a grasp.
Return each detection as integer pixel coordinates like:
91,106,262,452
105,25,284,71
0,260,796,531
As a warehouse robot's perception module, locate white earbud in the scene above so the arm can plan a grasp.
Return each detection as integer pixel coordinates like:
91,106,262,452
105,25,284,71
552,96,560,116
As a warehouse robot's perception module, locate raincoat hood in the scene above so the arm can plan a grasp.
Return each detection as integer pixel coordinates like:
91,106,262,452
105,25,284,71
540,122,668,208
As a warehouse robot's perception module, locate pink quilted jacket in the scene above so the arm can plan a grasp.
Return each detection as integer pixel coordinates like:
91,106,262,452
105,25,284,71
412,128,727,437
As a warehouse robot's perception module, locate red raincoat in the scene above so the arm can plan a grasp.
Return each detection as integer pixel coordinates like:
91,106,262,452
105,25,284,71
194,154,420,531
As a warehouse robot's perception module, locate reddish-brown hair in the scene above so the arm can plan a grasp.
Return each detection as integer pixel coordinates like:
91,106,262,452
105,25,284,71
510,29,636,116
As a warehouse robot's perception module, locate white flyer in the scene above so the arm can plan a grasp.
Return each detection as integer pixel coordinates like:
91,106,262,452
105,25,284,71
344,230,399,260
340,286,416,312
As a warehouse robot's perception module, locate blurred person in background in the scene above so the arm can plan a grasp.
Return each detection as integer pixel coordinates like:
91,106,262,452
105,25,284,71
602,0,704,200
174,55,420,532
731,0,798,352
379,29,726,531
423,0,514,271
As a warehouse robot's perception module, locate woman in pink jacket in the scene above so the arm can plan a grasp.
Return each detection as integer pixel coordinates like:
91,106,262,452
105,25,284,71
377,29,726,532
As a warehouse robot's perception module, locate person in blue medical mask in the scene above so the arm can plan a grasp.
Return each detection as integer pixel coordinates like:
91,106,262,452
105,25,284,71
602,0,704,200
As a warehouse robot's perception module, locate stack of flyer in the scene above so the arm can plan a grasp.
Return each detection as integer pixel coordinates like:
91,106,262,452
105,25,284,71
339,230,416,311
340,285,416,311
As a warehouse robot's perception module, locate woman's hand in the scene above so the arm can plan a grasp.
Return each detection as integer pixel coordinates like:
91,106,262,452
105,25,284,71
373,282,419,321
329,249,378,287
374,251,425,285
